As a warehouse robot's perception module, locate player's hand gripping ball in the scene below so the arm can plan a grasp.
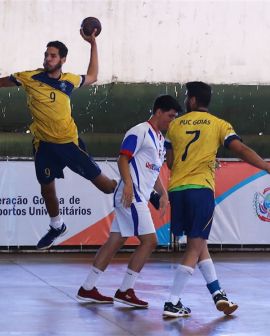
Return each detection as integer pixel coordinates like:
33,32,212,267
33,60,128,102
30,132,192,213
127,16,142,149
81,17,102,37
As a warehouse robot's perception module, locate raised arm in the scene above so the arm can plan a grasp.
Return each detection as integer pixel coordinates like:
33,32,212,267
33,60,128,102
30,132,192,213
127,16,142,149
80,29,98,86
0,76,17,88
228,139,270,173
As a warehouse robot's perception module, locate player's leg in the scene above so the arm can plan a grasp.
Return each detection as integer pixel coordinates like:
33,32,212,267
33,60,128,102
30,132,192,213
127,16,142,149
127,233,157,273
114,233,157,308
34,142,67,249
163,236,204,318
165,188,214,316
93,232,127,270
198,245,238,315
114,203,156,308
37,181,67,249
40,181,66,231
163,190,191,317
65,140,117,193
92,173,117,194
77,232,126,303
40,180,59,217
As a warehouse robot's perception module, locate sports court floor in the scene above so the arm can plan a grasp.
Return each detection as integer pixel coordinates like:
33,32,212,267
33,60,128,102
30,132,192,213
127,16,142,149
0,251,269,336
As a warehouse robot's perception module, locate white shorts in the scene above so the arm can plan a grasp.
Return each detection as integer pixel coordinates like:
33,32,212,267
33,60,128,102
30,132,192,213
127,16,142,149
110,202,155,237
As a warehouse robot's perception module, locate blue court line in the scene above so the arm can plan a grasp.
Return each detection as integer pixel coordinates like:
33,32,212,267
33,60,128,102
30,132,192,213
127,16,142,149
215,170,268,205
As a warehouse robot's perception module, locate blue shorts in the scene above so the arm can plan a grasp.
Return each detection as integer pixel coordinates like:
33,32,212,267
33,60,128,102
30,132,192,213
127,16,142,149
169,188,215,239
33,139,101,185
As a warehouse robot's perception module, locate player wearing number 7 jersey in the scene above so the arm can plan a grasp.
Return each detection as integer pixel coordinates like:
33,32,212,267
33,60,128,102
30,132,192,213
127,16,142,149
163,81,270,318
0,31,116,250
166,109,237,191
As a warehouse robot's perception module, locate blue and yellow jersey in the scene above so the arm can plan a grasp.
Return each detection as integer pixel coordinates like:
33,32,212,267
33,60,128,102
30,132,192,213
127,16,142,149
165,111,241,191
9,69,85,145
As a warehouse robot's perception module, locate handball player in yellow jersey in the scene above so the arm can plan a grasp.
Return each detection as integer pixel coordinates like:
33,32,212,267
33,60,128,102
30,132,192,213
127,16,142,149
163,81,270,318
0,30,116,249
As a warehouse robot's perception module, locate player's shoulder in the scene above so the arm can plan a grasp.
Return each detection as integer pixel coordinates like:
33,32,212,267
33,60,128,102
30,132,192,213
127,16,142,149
14,68,43,77
131,122,149,131
206,112,220,120
208,112,231,126
62,72,81,81
125,122,149,137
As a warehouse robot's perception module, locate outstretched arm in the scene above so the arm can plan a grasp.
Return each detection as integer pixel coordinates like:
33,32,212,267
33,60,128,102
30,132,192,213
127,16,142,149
80,29,98,86
0,77,17,88
228,139,270,173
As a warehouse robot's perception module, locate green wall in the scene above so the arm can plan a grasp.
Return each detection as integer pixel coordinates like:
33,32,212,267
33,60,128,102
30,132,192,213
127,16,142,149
0,84,269,157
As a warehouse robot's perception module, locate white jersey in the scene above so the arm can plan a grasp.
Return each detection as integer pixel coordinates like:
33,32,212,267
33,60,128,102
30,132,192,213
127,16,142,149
114,121,165,206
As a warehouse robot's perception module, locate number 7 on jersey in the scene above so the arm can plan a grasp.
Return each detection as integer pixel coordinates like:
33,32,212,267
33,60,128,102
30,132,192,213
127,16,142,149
182,130,200,161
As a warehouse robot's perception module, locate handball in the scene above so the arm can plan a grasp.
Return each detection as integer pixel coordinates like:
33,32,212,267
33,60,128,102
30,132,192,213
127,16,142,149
81,17,102,37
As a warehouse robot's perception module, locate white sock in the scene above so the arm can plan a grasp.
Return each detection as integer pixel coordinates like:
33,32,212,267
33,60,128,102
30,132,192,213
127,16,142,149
82,266,103,290
119,268,139,292
168,264,194,305
198,258,218,284
50,215,64,229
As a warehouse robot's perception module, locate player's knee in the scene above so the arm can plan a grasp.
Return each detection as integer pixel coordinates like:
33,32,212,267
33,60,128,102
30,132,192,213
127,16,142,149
152,236,158,249
149,239,157,251
103,179,117,194
140,234,157,250
148,240,157,252
102,185,114,194
93,176,116,194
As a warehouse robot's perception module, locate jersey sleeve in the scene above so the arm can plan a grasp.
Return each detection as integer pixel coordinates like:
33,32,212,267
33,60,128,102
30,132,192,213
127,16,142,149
219,119,242,148
66,73,85,89
119,125,146,159
9,71,31,87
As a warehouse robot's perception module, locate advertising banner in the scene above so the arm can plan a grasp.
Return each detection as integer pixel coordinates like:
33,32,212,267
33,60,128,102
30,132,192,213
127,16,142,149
0,161,170,247
0,161,270,247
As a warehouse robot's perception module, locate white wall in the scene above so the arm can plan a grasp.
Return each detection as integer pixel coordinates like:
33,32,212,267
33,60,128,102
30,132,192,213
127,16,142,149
1,0,270,84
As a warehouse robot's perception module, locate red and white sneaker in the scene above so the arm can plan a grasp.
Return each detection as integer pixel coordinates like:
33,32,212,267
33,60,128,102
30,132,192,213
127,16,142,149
114,288,148,308
76,286,113,304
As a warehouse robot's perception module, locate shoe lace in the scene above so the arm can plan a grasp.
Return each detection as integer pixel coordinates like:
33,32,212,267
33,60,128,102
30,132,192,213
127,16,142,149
219,289,227,297
177,300,191,313
46,225,62,238
48,225,59,232
176,300,183,308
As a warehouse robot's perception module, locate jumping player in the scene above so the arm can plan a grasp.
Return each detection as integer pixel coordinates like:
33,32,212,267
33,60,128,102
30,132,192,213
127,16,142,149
0,30,116,249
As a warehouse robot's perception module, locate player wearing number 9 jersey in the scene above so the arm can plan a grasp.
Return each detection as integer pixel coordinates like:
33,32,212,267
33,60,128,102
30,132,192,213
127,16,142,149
0,33,116,250
162,81,270,318
10,69,83,146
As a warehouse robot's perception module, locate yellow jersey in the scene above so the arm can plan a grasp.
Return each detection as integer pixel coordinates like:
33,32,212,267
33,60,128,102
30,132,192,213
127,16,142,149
10,69,84,145
165,111,240,191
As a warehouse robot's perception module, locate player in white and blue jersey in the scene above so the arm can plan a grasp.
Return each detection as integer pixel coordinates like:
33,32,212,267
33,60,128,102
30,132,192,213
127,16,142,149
112,121,165,236
77,95,181,307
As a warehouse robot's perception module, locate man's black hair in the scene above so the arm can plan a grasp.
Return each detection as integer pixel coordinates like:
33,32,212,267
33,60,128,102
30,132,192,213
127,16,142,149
186,81,212,107
47,41,68,58
153,95,182,114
